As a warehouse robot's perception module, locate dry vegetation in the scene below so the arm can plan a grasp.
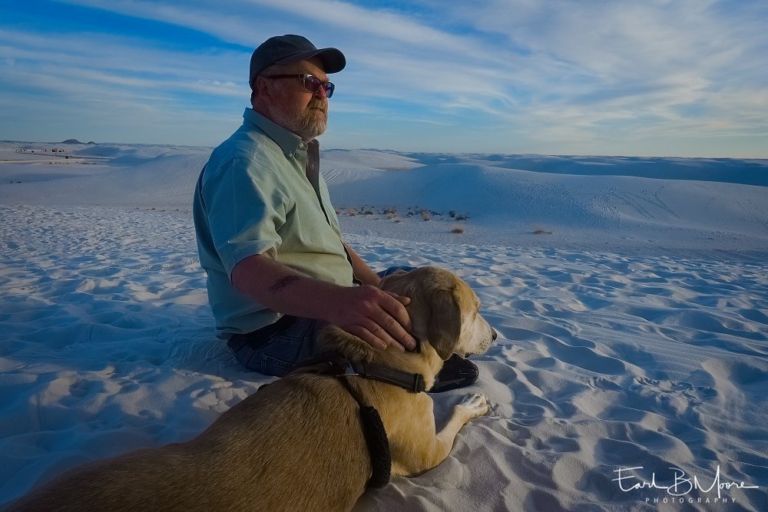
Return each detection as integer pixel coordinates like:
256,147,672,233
336,206,470,223
334,206,471,235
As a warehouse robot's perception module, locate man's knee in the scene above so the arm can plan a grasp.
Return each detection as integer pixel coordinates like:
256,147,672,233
227,317,319,376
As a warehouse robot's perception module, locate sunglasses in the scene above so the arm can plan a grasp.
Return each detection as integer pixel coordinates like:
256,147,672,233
263,73,335,98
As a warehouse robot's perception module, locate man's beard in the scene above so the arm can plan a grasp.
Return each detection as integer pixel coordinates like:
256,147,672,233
295,100,327,140
266,98,328,141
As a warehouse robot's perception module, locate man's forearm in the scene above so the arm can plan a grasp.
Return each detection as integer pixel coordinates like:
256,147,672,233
231,252,417,351
231,253,341,321
343,243,381,286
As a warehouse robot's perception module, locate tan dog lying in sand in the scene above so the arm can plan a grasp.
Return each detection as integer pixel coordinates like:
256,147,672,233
8,266,496,512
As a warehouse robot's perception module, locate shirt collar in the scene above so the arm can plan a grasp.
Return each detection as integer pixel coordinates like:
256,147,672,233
243,108,308,158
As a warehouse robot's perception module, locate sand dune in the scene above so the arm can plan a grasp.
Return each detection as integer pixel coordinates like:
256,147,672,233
0,143,766,510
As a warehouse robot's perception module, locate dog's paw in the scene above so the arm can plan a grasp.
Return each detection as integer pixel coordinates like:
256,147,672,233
456,393,489,419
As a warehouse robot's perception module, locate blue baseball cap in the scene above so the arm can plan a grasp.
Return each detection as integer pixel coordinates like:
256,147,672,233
249,34,346,88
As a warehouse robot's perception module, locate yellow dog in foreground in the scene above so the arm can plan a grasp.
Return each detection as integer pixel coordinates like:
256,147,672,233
8,266,497,512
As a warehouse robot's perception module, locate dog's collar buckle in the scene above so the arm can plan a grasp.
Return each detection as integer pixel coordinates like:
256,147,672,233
404,372,425,393
340,361,361,377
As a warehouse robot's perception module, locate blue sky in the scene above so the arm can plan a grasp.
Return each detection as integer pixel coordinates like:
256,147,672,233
1,0,767,157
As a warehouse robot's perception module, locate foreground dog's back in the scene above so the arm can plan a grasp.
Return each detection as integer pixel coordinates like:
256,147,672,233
7,374,369,512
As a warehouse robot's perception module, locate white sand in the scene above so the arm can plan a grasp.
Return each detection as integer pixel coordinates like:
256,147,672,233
0,142,766,511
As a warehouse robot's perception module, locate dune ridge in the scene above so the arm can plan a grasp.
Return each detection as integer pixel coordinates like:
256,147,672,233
0,143,766,511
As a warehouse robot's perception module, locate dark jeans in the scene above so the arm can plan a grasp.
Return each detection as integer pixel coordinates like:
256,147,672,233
227,266,415,376
227,315,321,376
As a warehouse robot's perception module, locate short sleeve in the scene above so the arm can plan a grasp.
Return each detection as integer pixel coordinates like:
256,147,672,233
200,156,287,276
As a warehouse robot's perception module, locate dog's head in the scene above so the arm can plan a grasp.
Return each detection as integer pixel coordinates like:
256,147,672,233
381,266,496,360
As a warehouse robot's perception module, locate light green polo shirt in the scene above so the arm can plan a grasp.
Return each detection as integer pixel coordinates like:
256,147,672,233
193,108,354,337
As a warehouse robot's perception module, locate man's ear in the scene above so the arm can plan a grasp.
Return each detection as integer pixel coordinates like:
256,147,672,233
427,287,461,360
252,75,274,103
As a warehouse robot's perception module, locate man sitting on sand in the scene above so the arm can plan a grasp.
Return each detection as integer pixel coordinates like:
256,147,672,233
193,34,477,391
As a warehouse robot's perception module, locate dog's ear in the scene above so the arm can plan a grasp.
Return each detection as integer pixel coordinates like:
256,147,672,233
381,267,463,360
426,286,462,360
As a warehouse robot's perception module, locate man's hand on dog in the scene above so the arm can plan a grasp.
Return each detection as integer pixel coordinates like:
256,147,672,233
327,285,417,352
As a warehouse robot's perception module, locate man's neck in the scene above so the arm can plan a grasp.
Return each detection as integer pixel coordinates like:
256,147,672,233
251,104,314,142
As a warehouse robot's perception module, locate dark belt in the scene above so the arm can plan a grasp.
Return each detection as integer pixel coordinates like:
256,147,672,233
227,315,297,352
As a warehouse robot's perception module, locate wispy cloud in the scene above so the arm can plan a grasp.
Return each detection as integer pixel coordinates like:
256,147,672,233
0,26,247,145
55,0,272,47
1,0,766,156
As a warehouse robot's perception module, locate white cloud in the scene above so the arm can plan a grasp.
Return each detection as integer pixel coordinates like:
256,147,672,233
248,0,492,57
56,0,273,47
2,0,766,155
0,28,247,98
